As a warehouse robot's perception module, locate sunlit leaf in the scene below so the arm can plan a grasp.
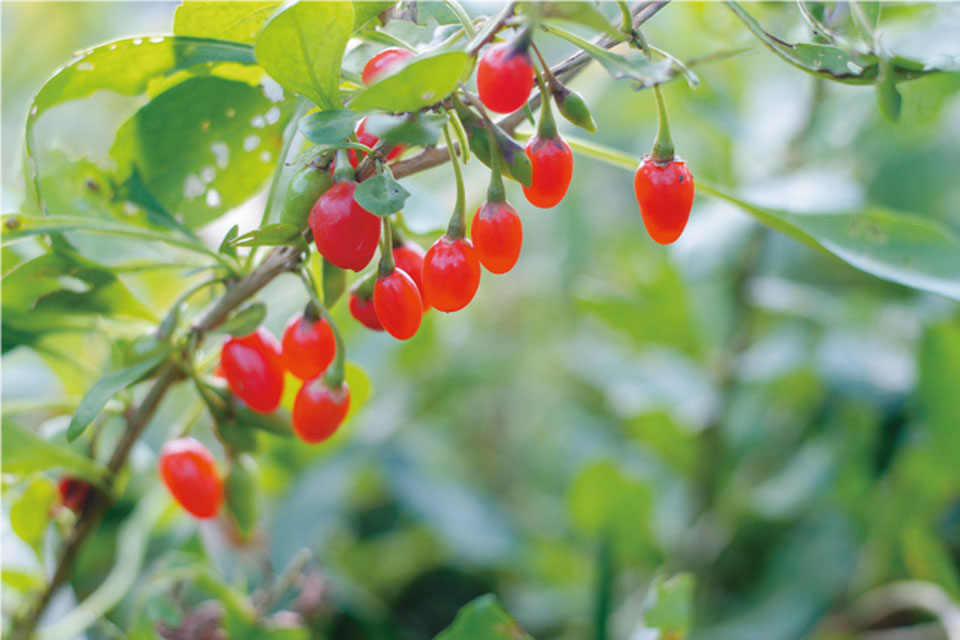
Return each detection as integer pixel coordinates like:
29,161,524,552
349,51,470,112
2,421,110,487
174,1,282,43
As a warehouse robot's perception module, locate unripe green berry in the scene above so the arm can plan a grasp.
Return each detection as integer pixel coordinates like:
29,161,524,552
555,87,597,134
280,164,332,231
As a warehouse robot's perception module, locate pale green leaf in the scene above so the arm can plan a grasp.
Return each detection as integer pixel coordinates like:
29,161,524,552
1,421,110,487
349,51,470,112
174,1,282,44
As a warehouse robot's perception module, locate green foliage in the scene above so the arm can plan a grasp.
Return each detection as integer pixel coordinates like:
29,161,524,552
173,1,282,43
2,421,110,487
349,51,470,112
354,172,412,216
218,302,268,336
434,594,533,639
11,478,58,554
642,573,695,638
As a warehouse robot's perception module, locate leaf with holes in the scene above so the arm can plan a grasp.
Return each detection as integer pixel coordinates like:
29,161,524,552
350,51,469,112
354,173,411,216
255,1,354,109
110,76,289,227
174,1,282,44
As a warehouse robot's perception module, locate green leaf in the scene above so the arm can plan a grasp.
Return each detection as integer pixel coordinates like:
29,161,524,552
255,1,354,109
641,573,695,638
354,1,395,30
174,1,282,44
235,407,293,436
230,223,305,248
218,302,267,336
542,22,676,88
11,478,57,554
322,258,347,308
110,76,289,228
522,2,625,42
298,109,366,145
725,2,959,84
876,58,902,122
1,421,110,487
434,594,533,640
354,172,411,216
344,362,372,423
219,224,240,258
350,51,470,112
363,113,445,147
225,455,260,538
918,322,960,475
67,351,170,441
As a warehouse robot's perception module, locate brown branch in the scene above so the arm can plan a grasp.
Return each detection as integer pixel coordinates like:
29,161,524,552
14,3,672,636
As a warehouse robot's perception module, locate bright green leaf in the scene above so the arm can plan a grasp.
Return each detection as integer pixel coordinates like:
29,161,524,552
642,573,695,638
255,1,354,109
354,1,394,30
434,594,533,640
174,1,282,43
11,478,57,554
2,421,110,487
350,51,470,112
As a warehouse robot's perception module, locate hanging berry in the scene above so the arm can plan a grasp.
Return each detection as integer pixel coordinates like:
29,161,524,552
362,47,414,85
392,238,429,310
281,307,336,380
158,437,224,519
372,220,423,339
349,290,384,331
292,378,351,444
633,86,694,244
472,117,523,274
220,328,285,413
58,477,91,512
522,71,573,208
477,34,535,114
310,150,381,272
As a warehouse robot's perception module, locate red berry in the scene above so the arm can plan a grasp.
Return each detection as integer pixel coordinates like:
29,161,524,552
348,116,405,167
362,47,414,85
221,328,285,413
522,135,573,208
158,437,223,519
471,200,523,274
477,42,535,114
422,235,481,312
349,292,384,331
633,155,695,245
58,477,91,512
374,268,423,340
392,241,429,310
292,378,351,444
282,313,336,380
309,181,380,272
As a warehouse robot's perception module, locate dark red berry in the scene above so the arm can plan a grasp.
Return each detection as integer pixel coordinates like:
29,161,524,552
362,47,414,85
422,235,481,312
292,378,351,444
282,313,336,380
349,292,384,331
58,477,91,512
309,181,380,272
633,155,695,245
477,42,535,114
392,241,429,310
158,437,223,519
220,328,285,413
374,268,423,340
522,134,573,208
471,200,523,274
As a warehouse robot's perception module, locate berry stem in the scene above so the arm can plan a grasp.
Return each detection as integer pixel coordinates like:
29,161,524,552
332,149,355,183
442,124,468,239
459,88,506,204
650,84,675,163
298,269,346,388
533,66,558,139
378,216,396,278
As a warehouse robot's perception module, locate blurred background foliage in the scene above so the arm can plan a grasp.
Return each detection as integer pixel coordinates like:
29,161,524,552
3,2,960,639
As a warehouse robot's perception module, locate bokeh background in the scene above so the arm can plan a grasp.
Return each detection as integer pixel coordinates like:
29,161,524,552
3,2,960,639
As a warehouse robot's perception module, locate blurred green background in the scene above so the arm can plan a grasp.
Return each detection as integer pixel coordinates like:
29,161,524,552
3,2,960,639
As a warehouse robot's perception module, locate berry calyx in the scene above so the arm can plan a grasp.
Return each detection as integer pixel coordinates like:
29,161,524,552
633,155,695,245
362,47,414,85
349,291,384,331
292,378,351,444
374,268,423,340
392,241,429,310
477,41,535,114
422,235,481,312
281,310,336,380
471,200,523,274
158,437,224,519
309,180,380,272
220,328,285,413
522,134,573,208
58,477,91,512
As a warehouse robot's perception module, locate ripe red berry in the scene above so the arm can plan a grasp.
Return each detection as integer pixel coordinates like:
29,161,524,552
349,292,384,331
422,235,481,312
58,477,91,512
374,268,423,340
221,328,285,413
522,134,573,208
282,313,336,380
292,378,351,444
392,241,429,310
477,42,535,114
362,47,414,85
471,200,523,274
309,181,380,272
158,437,223,519
347,116,405,167
633,155,695,245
